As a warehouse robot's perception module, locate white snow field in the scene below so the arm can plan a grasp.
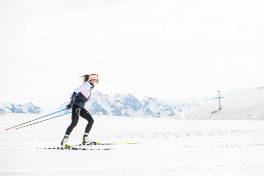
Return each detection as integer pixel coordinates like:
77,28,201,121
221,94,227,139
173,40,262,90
183,87,264,120
1,114,264,176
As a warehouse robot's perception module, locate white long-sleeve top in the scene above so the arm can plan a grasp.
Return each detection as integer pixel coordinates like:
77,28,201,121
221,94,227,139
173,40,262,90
74,81,94,99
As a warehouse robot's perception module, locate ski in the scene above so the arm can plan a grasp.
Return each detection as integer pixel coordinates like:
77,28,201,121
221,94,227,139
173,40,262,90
36,144,112,151
73,141,138,146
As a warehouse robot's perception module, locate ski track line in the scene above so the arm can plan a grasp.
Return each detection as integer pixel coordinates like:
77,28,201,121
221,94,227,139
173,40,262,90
91,162,264,174
0,172,44,176
101,129,264,140
159,143,264,151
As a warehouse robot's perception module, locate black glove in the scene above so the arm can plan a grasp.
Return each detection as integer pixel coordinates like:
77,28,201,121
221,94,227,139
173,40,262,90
66,92,77,109
66,103,72,109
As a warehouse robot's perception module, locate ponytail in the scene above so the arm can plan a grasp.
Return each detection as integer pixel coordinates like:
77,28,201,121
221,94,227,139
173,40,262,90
82,74,90,83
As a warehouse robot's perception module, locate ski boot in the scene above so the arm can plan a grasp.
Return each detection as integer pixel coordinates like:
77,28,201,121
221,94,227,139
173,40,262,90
61,135,70,148
82,133,98,145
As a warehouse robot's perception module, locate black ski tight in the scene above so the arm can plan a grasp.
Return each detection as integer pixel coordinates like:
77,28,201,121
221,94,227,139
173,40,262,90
65,105,94,135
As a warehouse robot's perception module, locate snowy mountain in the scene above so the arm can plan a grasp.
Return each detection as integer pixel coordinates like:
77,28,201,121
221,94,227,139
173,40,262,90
0,93,193,118
2,87,264,120
0,103,41,114
85,91,179,117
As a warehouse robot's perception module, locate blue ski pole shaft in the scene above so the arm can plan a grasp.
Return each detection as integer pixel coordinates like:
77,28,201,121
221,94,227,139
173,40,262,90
5,108,67,131
15,112,71,130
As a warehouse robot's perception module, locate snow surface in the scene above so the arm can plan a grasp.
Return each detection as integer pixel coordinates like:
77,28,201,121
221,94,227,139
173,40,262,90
1,114,264,176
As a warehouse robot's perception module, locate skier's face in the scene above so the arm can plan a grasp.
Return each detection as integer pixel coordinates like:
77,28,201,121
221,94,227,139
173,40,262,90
89,74,99,84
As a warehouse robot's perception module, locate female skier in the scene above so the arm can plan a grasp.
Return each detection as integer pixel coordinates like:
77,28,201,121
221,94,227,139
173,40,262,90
61,74,99,146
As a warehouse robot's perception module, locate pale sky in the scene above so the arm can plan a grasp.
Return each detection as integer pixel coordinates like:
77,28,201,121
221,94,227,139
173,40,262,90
1,0,264,108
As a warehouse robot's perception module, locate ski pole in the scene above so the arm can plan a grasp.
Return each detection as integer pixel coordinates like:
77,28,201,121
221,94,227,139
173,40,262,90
14,111,71,130
5,108,68,131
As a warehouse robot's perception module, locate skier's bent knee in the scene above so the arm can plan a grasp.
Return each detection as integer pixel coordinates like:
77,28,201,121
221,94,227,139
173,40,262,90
89,118,94,125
